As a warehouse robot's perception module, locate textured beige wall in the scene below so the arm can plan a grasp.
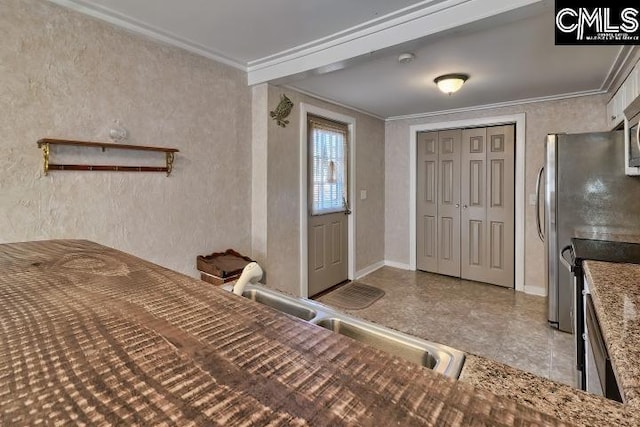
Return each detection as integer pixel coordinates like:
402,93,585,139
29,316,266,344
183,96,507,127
385,94,609,290
264,86,385,295
1,0,252,276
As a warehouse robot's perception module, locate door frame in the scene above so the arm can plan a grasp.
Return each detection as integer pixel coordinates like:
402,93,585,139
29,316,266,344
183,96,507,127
299,103,356,298
409,114,527,293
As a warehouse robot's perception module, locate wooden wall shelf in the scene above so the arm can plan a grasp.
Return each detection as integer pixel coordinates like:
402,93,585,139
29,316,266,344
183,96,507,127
37,138,179,176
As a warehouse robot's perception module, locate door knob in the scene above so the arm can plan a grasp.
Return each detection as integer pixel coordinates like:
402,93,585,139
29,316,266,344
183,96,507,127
455,203,460,208
342,196,352,215
463,204,468,209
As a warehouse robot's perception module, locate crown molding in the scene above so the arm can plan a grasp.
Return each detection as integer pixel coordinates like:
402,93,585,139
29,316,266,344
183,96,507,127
48,0,612,123
249,0,459,68
247,0,544,85
48,0,247,71
385,89,606,122
600,46,640,96
282,85,384,121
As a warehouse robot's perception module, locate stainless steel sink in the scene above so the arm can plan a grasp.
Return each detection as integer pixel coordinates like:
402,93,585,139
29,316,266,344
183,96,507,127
240,285,465,378
314,317,437,369
242,289,317,321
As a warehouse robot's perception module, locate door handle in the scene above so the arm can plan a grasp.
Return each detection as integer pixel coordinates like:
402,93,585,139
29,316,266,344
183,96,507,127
342,196,352,215
462,204,468,209
535,166,545,241
560,245,575,272
455,203,460,208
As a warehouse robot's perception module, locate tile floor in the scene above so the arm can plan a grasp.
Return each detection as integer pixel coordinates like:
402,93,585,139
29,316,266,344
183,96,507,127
315,267,578,387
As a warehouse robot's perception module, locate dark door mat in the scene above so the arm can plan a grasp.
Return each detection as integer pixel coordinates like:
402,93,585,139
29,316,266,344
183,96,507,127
319,282,385,310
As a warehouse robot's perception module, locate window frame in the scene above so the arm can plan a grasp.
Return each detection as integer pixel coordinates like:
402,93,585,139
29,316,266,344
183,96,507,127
307,114,350,216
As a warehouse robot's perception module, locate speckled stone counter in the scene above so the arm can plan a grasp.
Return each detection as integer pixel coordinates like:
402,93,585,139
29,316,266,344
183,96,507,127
461,257,640,426
584,260,640,410
459,354,637,426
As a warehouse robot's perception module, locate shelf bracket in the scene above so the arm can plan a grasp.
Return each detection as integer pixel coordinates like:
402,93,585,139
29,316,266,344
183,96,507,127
166,152,175,176
41,142,50,176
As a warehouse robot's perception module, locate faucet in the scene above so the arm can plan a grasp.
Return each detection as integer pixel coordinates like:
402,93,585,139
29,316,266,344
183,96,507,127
233,262,263,295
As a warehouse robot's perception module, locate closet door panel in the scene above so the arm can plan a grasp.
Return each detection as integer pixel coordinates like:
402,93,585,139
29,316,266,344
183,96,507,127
437,129,461,277
485,125,515,287
416,131,439,272
461,128,489,282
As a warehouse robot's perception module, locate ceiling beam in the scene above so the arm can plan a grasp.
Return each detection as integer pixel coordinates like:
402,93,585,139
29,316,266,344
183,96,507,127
247,0,544,86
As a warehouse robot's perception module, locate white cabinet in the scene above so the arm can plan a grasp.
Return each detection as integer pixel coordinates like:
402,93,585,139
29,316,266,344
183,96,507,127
606,62,640,130
625,67,638,104
606,88,625,129
606,97,615,128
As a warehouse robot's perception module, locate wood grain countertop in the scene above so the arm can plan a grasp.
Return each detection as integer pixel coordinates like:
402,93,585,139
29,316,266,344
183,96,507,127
0,239,568,426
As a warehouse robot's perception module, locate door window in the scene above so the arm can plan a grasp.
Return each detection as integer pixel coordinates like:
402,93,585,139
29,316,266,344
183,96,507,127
308,115,348,215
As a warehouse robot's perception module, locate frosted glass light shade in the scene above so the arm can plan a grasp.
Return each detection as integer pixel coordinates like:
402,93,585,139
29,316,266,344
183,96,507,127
434,74,468,95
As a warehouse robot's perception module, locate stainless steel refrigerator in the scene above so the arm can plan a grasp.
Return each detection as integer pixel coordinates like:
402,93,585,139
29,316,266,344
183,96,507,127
536,131,640,332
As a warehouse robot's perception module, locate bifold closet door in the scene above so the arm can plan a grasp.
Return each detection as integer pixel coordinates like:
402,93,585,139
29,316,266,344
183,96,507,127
416,131,438,272
461,125,515,287
416,129,461,276
436,129,462,277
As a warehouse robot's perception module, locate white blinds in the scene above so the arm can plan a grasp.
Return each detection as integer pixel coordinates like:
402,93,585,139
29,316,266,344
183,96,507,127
308,116,348,216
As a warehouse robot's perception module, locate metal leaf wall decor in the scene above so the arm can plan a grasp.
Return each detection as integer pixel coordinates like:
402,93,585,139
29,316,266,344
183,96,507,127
270,94,294,128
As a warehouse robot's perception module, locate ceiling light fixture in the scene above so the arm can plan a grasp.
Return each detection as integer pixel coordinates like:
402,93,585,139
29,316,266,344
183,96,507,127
434,74,469,95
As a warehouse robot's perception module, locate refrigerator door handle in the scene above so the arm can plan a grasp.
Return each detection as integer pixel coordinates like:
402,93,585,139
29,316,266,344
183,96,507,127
535,166,545,241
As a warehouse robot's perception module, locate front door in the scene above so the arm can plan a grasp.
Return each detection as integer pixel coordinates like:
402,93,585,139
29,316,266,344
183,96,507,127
307,115,349,296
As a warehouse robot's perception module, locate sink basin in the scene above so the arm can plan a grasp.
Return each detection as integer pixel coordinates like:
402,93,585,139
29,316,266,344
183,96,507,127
314,318,437,369
242,289,317,321
239,285,464,378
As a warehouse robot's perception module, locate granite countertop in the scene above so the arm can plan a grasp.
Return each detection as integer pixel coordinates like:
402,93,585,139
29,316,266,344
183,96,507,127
584,260,640,409
459,354,637,427
457,253,640,426
0,239,568,426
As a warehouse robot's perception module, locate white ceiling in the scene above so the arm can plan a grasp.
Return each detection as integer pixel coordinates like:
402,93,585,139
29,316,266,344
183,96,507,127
288,5,620,118
57,0,431,64
52,0,624,119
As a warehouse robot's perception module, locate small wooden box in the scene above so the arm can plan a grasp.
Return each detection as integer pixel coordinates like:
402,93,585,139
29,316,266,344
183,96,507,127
199,271,240,286
197,249,253,286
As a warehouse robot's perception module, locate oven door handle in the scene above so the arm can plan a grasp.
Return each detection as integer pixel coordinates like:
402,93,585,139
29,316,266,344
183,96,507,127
560,245,574,272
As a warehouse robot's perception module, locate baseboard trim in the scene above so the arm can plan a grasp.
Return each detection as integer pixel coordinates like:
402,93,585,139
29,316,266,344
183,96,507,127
355,261,385,279
524,285,547,297
384,260,413,270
